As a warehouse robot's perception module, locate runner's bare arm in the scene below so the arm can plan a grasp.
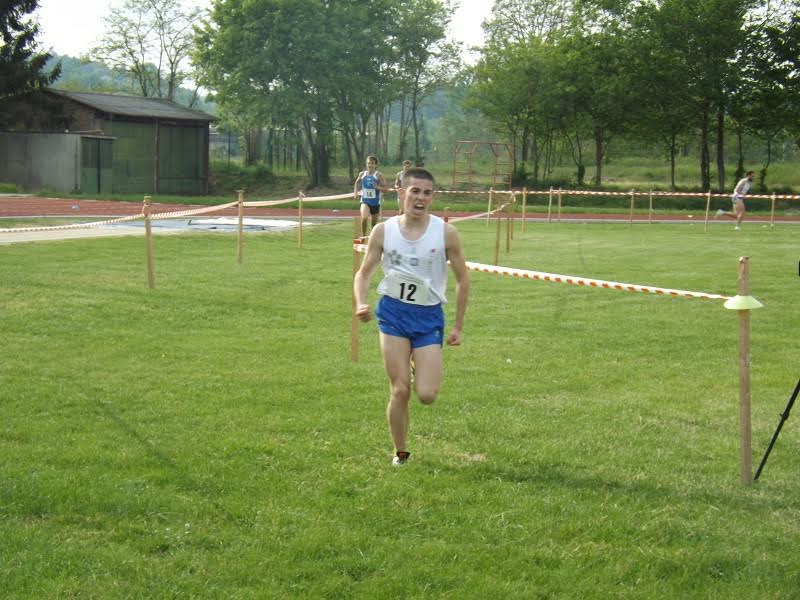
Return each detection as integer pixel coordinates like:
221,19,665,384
444,223,469,345
353,223,385,322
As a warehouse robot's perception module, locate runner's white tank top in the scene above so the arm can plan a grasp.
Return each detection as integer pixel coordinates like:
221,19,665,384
377,215,448,306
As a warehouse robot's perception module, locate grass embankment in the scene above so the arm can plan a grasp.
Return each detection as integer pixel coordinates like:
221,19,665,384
1,220,798,597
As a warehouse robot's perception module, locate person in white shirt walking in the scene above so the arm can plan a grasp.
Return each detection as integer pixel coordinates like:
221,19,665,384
394,160,412,215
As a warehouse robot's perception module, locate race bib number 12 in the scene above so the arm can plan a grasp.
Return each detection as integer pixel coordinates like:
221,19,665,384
386,271,430,304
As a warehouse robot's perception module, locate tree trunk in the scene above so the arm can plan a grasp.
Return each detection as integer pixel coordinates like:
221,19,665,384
245,127,263,166
735,129,744,181
382,105,391,157
411,88,422,165
282,128,288,170
266,127,274,168
700,110,710,192
759,137,772,190
564,130,585,186
397,96,408,161
309,111,332,187
343,134,355,181
715,105,725,192
593,126,604,186
521,125,530,162
530,137,540,185
669,133,677,191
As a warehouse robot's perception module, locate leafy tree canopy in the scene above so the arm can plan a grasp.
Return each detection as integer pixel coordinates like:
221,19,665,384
0,0,60,97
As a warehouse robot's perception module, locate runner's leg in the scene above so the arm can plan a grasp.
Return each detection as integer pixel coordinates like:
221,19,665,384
380,333,413,452
411,344,443,405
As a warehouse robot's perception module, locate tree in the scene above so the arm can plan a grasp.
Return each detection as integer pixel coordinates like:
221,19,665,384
469,39,554,180
641,0,757,192
482,0,572,45
560,28,637,186
194,0,453,187
394,0,458,166
729,8,798,190
91,0,200,102
626,1,696,189
768,11,800,149
0,0,60,97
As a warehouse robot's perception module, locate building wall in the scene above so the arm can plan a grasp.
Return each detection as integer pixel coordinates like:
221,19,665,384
0,92,211,195
105,120,208,195
0,132,81,192
158,123,207,195
106,120,157,194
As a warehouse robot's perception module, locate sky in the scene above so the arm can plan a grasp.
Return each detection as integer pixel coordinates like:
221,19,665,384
34,0,493,63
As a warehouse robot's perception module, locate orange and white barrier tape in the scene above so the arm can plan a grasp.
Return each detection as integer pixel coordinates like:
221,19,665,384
353,242,729,301
506,188,800,201
437,190,496,195
150,200,239,220
302,192,354,203
243,197,298,208
0,200,242,233
466,261,730,300
437,188,799,201
449,203,508,223
0,213,144,234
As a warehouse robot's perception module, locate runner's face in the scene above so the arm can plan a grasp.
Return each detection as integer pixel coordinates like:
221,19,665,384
366,158,377,171
403,176,434,217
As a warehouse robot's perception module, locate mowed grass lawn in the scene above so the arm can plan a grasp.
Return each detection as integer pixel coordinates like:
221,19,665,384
1,217,798,598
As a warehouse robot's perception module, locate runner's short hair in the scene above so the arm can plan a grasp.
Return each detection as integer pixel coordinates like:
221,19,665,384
404,167,435,186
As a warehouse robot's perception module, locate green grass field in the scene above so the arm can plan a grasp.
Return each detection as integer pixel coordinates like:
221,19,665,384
1,218,799,598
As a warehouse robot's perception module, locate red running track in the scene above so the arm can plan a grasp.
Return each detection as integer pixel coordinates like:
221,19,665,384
1,195,798,222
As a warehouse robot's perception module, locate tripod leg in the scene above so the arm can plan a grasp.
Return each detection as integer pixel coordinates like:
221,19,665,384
754,378,800,480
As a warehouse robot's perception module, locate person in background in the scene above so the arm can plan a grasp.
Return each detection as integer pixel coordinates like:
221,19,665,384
394,160,412,215
716,170,754,230
354,155,388,237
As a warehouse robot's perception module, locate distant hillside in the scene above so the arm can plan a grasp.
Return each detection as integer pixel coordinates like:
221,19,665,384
45,54,216,114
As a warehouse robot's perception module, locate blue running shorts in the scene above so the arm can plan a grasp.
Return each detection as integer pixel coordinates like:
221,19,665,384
375,295,444,348
361,200,380,215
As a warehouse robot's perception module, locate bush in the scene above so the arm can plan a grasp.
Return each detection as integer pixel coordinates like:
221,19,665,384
0,182,19,193
511,164,528,187
209,162,275,195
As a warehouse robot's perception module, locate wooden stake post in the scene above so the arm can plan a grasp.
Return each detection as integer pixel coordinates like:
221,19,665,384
737,257,753,485
506,192,513,253
770,193,776,227
143,196,154,289
487,188,494,226
547,187,553,224
236,189,244,264
723,257,763,485
704,190,712,232
351,217,361,362
493,204,502,265
557,188,562,223
648,190,653,224
298,191,305,248
628,189,635,227
521,187,527,233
